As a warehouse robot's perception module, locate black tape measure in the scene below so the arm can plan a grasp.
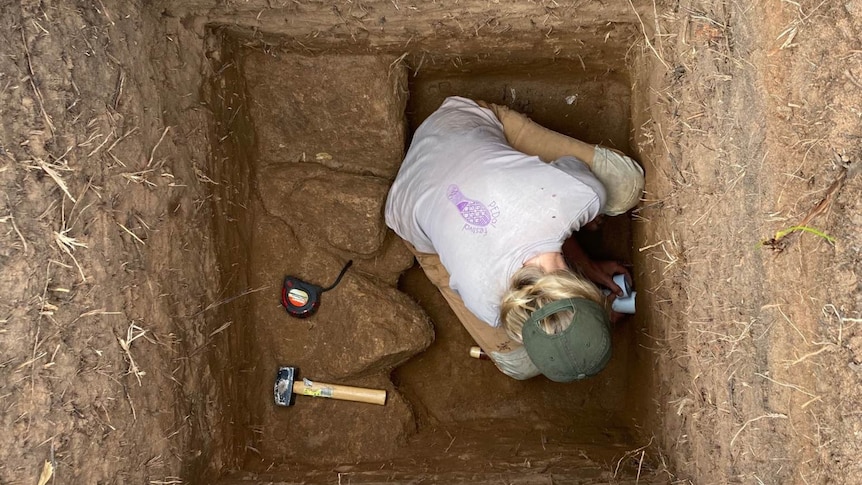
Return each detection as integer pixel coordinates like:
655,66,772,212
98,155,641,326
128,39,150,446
281,260,353,318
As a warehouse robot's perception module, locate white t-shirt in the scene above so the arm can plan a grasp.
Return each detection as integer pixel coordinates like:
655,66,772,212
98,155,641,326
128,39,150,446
385,97,606,326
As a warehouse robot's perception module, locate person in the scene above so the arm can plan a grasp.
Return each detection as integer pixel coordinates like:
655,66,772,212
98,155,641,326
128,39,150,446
384,96,644,381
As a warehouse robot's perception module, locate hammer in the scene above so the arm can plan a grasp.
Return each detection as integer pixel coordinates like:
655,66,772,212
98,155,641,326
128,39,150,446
274,366,387,406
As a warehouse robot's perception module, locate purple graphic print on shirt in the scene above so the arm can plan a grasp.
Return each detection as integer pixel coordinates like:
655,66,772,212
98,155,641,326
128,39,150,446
447,184,493,227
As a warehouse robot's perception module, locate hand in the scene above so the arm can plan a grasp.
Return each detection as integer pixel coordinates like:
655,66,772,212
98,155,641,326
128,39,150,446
582,260,631,296
602,293,627,324
561,237,631,295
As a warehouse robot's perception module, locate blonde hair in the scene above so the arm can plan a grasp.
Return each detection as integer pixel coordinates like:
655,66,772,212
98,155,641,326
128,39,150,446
500,266,604,343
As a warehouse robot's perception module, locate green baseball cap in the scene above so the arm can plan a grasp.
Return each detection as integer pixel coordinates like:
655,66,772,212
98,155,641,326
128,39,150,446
521,298,612,382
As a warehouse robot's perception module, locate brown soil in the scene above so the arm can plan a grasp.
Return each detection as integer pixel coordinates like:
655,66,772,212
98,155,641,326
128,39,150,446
1,1,860,484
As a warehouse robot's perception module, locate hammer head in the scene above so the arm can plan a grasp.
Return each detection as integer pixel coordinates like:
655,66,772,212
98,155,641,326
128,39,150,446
274,366,296,407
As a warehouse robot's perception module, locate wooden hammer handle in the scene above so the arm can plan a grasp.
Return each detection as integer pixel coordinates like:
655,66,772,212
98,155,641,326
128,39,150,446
293,380,387,406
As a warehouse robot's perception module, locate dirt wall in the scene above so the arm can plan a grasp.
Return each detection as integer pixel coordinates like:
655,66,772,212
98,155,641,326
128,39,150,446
629,0,862,482
0,1,230,483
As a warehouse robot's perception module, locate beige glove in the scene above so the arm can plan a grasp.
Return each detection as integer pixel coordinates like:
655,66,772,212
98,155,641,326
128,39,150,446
590,146,645,215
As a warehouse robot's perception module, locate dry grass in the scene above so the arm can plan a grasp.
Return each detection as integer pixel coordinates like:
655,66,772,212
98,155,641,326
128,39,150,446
122,169,157,187
29,157,76,202
769,0,829,54
0,198,28,253
117,321,149,386
21,29,55,136
36,460,53,485
53,229,87,282
730,413,788,448
147,126,172,168
639,232,683,276
627,0,670,70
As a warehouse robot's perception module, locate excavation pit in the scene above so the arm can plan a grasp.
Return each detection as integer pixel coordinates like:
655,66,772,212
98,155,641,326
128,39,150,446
203,22,660,484
5,1,859,483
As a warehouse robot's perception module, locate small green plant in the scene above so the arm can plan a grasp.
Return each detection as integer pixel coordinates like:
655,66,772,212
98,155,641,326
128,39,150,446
758,225,836,251
773,225,835,243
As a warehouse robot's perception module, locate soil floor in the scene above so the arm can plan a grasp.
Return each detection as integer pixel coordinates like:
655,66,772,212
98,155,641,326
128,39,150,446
1,1,860,484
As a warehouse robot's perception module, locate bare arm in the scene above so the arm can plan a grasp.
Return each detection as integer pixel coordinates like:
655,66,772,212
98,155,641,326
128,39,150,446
475,100,597,166
562,236,630,297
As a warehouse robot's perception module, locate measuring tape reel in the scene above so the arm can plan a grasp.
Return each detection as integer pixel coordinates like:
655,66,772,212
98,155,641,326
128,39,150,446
281,260,353,318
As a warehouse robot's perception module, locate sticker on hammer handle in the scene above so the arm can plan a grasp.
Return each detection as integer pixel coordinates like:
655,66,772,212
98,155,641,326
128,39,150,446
301,387,333,398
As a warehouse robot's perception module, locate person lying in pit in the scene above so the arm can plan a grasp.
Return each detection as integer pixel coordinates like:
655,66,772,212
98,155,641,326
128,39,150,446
385,96,644,381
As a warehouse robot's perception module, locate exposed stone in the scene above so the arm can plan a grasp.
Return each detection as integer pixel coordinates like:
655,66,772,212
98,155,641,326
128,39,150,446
243,52,407,179
258,163,390,255
311,272,434,380
248,210,433,381
353,230,417,287
258,269,434,381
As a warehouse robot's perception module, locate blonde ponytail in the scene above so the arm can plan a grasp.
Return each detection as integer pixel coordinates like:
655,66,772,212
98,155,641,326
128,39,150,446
500,266,603,343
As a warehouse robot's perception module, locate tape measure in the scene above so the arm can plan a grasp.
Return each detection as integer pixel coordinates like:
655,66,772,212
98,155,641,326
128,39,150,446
281,260,353,318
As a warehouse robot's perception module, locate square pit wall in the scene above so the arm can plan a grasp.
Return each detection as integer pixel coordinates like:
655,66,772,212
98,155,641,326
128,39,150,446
199,10,664,484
